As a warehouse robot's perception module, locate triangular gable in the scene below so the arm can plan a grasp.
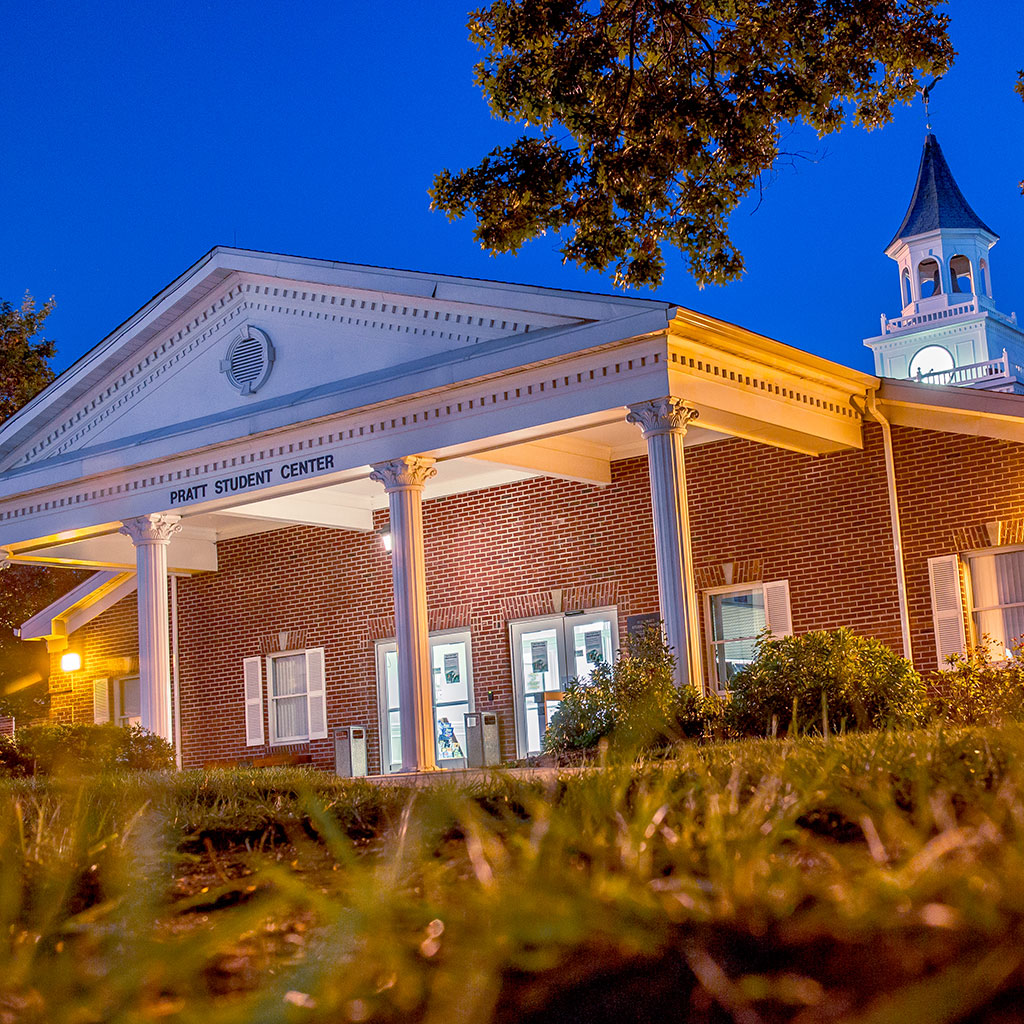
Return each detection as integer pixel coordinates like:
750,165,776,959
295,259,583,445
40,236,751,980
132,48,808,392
0,248,671,474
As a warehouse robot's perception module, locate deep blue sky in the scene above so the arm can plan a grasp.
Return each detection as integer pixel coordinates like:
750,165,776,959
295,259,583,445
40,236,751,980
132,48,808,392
2,1,1022,376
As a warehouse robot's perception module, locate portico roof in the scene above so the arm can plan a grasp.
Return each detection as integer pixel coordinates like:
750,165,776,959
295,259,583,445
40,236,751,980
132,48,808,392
0,247,882,566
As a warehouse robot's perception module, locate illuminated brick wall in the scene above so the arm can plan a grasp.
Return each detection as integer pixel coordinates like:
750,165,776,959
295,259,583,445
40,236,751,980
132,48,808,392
890,424,1024,673
47,421,1021,770
0,716,13,737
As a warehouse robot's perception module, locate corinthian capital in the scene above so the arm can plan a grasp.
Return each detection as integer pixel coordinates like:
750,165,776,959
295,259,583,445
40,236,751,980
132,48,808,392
369,455,438,492
626,397,699,438
119,513,182,546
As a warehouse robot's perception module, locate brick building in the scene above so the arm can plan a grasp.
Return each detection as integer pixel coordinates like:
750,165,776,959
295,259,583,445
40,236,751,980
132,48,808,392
4,138,1024,772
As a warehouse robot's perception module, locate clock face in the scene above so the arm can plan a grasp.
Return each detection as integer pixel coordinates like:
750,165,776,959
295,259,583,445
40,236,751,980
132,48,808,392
909,344,954,381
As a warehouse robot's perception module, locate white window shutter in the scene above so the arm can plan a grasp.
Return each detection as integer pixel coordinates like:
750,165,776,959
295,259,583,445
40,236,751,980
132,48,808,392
243,657,264,746
92,678,110,724
306,647,328,740
763,580,793,637
928,554,967,668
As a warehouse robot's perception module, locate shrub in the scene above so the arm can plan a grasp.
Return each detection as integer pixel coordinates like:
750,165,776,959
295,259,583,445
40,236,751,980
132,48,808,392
0,722,174,776
927,636,1024,725
545,623,727,752
728,627,926,737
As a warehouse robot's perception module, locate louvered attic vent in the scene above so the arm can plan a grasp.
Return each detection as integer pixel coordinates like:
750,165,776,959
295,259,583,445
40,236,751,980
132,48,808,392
220,326,275,395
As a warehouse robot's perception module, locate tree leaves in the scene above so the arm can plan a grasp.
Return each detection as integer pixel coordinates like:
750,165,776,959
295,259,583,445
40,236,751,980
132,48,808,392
432,0,954,287
0,294,56,424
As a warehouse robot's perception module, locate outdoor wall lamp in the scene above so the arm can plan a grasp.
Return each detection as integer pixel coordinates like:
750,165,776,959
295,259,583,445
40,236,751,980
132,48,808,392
60,651,82,673
376,526,393,554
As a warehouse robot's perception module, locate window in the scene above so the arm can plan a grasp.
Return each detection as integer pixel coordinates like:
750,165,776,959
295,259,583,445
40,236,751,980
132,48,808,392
376,629,473,773
242,648,327,747
966,548,1024,650
509,609,618,758
92,675,141,726
269,653,309,743
704,581,792,692
117,676,140,727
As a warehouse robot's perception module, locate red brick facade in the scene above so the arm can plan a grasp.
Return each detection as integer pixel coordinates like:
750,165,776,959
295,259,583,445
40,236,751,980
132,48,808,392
45,422,1024,770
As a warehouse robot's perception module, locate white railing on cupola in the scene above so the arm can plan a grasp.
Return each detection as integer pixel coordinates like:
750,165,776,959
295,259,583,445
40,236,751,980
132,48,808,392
881,302,1018,335
882,300,979,334
912,349,1022,387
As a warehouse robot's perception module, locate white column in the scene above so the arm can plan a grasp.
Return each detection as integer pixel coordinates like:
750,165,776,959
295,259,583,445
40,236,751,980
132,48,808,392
626,397,702,690
119,514,181,741
369,456,438,771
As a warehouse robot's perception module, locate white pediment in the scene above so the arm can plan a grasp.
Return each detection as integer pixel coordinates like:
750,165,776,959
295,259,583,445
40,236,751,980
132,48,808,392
0,249,668,473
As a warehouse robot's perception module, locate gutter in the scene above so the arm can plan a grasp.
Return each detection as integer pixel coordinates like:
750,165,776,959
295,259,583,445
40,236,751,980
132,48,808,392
866,390,913,662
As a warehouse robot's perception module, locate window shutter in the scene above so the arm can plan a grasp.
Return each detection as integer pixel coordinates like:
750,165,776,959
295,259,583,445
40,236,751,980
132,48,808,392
763,580,793,637
92,678,110,724
243,657,264,746
305,647,327,740
928,554,967,668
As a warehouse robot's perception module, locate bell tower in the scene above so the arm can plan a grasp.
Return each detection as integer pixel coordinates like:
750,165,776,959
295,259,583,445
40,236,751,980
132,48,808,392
864,134,1024,391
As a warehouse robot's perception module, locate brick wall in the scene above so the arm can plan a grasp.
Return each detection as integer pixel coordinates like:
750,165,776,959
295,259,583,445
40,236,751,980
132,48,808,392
49,421,1024,771
891,425,1024,672
0,716,13,738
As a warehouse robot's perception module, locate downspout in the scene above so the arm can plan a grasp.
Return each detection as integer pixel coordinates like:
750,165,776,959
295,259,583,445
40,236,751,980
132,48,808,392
171,574,182,769
866,390,913,662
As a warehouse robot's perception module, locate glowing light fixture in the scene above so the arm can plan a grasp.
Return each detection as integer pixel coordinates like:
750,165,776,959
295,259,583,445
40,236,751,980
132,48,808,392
376,525,393,554
60,652,81,673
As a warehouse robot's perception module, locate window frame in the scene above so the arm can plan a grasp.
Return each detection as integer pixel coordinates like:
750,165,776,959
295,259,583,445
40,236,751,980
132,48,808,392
963,544,1024,652
266,648,311,746
703,582,768,694
116,675,141,727
375,628,475,774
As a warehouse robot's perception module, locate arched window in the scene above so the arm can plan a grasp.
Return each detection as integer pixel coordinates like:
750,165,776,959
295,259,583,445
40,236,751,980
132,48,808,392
917,258,942,298
950,255,973,294
901,267,912,306
980,258,991,298
908,345,955,382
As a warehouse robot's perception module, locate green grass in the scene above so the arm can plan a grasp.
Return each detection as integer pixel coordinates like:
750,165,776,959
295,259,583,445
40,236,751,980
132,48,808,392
3,726,1024,1022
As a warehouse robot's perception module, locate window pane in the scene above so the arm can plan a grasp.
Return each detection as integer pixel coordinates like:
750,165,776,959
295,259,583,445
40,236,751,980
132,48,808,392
432,642,468,704
570,620,613,681
435,704,468,761
388,709,401,770
272,654,307,697
712,637,759,685
520,629,560,693
710,590,765,644
274,694,308,740
385,650,399,710
974,606,1024,648
120,677,141,719
971,550,1024,610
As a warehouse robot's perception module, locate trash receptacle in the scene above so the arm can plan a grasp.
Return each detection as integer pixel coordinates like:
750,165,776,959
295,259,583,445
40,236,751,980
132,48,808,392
465,712,500,767
334,725,368,777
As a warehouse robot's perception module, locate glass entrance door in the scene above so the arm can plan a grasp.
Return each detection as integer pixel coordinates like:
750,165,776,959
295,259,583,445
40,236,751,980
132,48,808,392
377,630,474,773
510,608,618,757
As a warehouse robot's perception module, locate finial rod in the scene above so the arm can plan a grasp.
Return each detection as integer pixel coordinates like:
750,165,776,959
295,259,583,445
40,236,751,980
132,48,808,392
921,77,940,133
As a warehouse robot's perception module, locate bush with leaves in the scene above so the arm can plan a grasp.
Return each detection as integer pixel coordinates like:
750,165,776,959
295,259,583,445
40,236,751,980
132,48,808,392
927,636,1024,725
0,722,174,776
728,627,926,737
545,623,726,751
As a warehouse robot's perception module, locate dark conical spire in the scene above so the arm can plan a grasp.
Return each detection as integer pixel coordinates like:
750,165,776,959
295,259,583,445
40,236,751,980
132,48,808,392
889,135,997,248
